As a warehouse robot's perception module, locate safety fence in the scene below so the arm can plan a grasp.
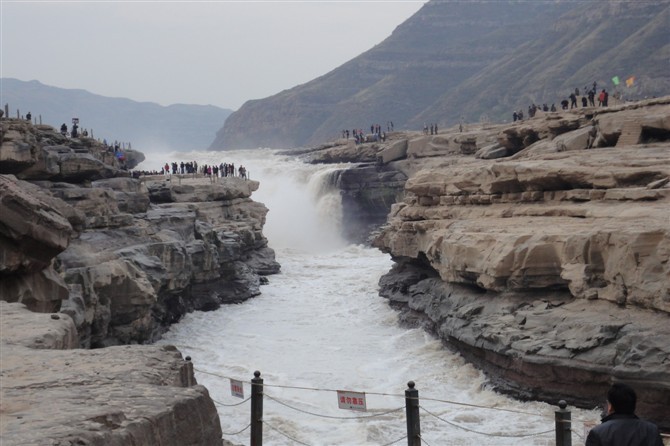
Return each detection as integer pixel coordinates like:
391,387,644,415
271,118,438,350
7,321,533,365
180,357,614,446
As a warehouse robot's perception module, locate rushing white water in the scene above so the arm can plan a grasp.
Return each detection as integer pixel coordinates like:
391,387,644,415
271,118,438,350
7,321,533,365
143,149,600,446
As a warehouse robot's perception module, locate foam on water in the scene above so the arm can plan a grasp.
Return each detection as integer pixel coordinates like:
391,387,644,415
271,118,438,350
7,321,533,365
154,149,600,445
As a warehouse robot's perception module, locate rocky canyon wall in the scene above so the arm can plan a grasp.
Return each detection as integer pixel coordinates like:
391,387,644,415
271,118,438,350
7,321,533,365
305,97,670,430
0,119,279,347
0,118,276,443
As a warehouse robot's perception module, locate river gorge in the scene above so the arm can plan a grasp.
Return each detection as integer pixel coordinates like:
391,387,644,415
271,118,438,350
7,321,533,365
153,149,601,445
1,97,669,444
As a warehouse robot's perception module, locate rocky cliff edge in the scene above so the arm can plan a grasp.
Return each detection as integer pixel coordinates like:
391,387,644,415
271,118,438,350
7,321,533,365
305,97,670,430
0,119,277,444
0,301,225,446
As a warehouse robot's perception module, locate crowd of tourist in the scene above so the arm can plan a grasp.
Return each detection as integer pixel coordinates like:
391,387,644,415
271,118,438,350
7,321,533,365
341,121,395,144
512,81,615,122
157,161,248,180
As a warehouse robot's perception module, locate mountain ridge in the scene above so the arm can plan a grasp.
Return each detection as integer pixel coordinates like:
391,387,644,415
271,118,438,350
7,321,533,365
1,78,232,153
210,0,670,150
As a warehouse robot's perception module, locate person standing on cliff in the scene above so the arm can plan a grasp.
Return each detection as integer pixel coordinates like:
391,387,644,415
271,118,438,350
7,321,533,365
585,383,662,446
570,92,578,109
589,89,596,106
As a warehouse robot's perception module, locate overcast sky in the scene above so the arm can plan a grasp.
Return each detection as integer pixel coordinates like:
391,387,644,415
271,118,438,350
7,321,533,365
1,0,426,110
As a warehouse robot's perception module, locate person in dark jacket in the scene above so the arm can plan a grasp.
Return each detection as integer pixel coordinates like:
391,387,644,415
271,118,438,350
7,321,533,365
585,383,663,446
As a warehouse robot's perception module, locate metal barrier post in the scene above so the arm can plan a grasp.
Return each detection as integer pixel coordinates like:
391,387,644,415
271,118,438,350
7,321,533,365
555,400,572,446
185,356,194,386
251,370,264,446
405,381,421,446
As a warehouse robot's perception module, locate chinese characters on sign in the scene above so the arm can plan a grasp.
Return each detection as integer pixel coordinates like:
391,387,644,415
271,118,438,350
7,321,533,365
337,390,367,412
230,379,244,399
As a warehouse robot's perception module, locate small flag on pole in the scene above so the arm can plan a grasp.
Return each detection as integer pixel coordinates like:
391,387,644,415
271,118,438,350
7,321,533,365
626,76,635,87
611,76,621,86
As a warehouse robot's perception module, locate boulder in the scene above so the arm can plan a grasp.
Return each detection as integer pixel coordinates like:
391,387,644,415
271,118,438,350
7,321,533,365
0,175,74,274
0,302,223,446
378,138,408,163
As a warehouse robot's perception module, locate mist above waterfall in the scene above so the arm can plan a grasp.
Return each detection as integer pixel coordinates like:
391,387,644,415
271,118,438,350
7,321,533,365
137,149,351,252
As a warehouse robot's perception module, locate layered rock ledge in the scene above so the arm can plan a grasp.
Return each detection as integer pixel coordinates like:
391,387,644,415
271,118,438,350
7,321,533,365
1,119,276,443
304,97,670,430
0,301,224,446
1,119,279,347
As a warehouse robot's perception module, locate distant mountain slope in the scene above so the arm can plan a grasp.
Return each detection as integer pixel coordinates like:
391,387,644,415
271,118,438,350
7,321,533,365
1,78,232,152
211,0,669,150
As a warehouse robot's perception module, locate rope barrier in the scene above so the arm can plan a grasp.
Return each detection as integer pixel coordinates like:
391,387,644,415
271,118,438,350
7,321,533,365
572,428,586,440
194,366,601,441
194,368,234,380
194,367,554,421
265,392,404,420
263,417,410,446
220,423,251,436
419,405,554,439
263,419,313,446
419,434,434,446
380,435,408,446
419,395,550,419
211,396,251,408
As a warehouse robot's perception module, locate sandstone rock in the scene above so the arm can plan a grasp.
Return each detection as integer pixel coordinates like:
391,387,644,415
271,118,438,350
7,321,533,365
378,262,670,430
48,176,280,347
0,266,69,313
1,120,128,182
19,146,117,182
0,120,39,173
475,143,508,159
147,176,260,203
92,177,151,214
366,99,670,430
0,301,78,349
0,303,223,446
334,164,407,243
1,120,279,349
553,125,591,152
378,139,408,163
122,148,146,170
0,175,73,274
0,121,277,444
305,140,380,164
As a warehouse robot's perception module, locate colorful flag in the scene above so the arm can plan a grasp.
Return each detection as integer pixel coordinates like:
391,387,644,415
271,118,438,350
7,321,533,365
611,76,620,86
626,76,635,87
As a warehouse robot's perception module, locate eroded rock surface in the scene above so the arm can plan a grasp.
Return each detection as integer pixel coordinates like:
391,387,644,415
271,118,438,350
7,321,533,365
0,119,273,444
1,120,280,348
0,302,224,446
304,97,670,430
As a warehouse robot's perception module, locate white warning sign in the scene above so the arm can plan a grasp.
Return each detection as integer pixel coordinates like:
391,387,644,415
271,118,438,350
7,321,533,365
230,379,244,399
337,390,367,412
